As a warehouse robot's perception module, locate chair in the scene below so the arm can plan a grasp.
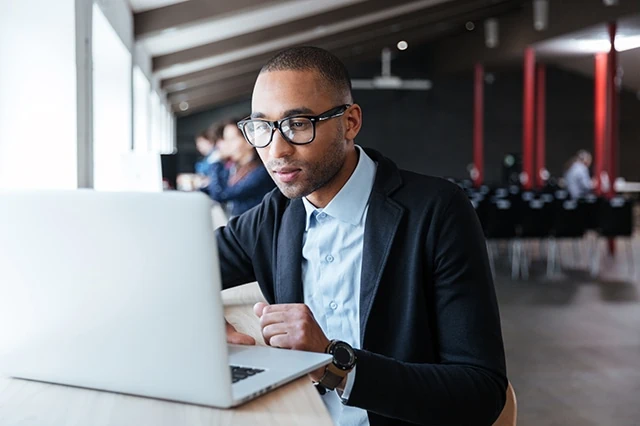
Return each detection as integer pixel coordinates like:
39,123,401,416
591,197,635,277
548,199,587,276
483,199,520,279
517,199,553,279
493,382,517,426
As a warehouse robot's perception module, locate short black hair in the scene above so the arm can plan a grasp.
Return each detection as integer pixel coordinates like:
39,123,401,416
260,46,353,103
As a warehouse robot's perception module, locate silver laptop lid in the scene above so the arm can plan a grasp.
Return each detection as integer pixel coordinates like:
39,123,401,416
0,190,233,407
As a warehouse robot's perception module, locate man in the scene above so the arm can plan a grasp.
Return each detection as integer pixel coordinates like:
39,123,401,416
218,46,507,426
564,149,594,199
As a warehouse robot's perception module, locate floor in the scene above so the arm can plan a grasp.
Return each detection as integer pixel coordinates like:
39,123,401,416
495,229,640,426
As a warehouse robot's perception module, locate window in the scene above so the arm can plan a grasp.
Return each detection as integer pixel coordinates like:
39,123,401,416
92,3,132,190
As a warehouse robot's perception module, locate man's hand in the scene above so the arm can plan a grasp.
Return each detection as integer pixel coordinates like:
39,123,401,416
225,320,256,345
254,302,330,382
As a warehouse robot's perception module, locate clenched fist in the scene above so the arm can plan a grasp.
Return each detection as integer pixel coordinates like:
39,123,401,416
254,302,330,353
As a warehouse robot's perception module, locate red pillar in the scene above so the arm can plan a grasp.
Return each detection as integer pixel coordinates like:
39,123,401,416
473,63,484,187
607,22,618,255
522,47,536,190
607,22,619,193
535,64,546,189
594,53,608,196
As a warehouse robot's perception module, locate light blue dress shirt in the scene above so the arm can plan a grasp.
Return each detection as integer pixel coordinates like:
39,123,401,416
301,145,376,426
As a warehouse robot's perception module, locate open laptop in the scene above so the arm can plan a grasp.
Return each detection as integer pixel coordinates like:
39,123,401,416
0,190,331,408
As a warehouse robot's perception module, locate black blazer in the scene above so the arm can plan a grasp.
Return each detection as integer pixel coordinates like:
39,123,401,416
216,148,507,426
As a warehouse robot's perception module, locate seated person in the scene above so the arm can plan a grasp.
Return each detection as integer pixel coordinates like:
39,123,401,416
220,46,507,426
207,118,275,217
194,126,222,187
564,150,594,199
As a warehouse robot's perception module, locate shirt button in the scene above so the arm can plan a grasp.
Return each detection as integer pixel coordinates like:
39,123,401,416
318,212,327,219
326,255,334,263
330,301,338,310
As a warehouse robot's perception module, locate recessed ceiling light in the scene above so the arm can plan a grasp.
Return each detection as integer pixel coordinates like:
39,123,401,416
465,21,475,31
397,40,408,51
179,101,189,111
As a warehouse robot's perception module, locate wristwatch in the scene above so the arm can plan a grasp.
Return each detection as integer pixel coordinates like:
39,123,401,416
318,340,357,391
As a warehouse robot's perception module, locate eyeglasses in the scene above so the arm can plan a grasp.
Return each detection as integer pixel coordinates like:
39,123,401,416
237,104,351,148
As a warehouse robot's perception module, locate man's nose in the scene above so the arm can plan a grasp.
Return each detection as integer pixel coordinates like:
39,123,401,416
268,130,294,159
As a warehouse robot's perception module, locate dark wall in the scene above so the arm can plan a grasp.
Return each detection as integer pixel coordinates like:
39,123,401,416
175,99,250,173
177,61,640,182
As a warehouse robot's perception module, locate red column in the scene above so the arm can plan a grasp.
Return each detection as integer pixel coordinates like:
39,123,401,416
473,63,484,187
535,64,546,189
522,47,536,190
594,53,608,196
607,22,619,193
607,22,618,255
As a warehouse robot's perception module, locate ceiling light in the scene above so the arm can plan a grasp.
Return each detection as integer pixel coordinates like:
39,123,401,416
575,35,640,52
615,35,640,51
397,40,408,50
533,0,548,31
603,0,618,5
484,18,499,48
465,21,475,31
179,101,189,111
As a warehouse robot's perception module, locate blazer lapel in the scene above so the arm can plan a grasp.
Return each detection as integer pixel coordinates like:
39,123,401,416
275,199,305,304
359,190,403,346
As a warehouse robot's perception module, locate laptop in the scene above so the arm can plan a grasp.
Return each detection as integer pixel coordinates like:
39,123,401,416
0,190,331,408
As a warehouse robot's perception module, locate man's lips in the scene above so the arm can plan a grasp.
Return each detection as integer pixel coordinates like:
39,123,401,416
273,168,301,183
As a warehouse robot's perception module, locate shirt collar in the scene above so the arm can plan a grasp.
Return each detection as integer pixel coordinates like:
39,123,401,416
302,145,377,230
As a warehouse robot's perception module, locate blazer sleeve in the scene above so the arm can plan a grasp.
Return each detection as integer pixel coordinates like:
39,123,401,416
345,187,508,425
215,194,268,290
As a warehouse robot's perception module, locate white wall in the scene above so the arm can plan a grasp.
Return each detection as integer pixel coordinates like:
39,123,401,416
0,0,79,189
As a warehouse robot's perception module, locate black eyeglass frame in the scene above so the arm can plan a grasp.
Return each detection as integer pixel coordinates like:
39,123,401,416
236,104,352,148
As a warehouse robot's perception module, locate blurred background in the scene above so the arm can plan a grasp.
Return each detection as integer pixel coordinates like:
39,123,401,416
1,0,639,424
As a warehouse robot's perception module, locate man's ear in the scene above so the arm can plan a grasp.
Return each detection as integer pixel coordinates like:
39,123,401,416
344,104,362,141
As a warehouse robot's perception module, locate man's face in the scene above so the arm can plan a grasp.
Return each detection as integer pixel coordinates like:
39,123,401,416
250,70,349,199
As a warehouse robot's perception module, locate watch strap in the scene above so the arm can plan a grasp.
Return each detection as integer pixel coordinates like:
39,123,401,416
318,362,345,390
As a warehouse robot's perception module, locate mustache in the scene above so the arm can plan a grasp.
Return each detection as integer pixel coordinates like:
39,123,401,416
266,160,305,170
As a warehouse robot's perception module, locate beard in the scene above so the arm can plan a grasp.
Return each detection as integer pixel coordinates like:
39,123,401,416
266,124,346,200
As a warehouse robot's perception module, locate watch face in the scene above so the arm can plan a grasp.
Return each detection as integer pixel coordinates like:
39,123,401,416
332,343,354,369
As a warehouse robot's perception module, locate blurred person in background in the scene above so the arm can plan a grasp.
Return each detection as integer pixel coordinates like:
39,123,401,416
194,126,223,187
564,149,594,199
207,118,275,217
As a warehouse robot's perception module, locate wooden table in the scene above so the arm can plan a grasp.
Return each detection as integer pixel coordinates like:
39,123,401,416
0,284,333,426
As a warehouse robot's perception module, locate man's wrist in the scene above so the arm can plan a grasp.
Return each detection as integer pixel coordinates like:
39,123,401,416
318,340,357,391
335,374,348,393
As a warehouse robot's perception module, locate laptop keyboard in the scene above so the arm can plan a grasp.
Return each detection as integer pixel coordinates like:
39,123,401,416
230,365,265,384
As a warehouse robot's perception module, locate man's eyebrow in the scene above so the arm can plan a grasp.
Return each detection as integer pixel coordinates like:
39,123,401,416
250,107,315,120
